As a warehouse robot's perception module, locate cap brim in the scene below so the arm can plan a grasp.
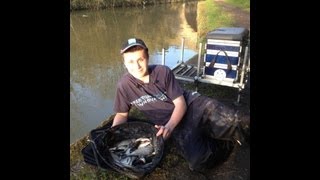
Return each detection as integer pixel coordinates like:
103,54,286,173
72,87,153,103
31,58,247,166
120,43,146,54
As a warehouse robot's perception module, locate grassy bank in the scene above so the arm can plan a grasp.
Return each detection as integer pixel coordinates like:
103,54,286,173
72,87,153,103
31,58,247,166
226,0,250,11
197,0,249,43
197,0,232,43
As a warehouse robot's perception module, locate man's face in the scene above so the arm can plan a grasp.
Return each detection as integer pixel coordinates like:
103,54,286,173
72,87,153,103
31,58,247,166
123,49,149,80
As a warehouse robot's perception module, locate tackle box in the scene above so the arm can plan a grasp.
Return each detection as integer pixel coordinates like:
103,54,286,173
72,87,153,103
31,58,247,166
203,27,249,84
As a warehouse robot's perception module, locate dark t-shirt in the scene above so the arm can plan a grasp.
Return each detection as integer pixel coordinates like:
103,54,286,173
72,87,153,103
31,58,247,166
113,65,199,125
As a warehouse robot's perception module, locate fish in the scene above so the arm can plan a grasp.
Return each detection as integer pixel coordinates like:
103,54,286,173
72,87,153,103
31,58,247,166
109,139,134,152
125,138,154,156
109,137,155,168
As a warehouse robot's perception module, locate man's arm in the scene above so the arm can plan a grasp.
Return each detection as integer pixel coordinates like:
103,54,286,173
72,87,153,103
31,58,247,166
156,95,187,140
112,112,129,127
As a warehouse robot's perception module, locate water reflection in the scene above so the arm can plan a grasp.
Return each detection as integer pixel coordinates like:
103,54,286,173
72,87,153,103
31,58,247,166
184,1,198,32
70,2,199,143
150,46,197,68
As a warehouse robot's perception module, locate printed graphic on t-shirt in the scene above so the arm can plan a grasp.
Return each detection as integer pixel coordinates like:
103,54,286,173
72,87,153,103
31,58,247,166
130,92,167,107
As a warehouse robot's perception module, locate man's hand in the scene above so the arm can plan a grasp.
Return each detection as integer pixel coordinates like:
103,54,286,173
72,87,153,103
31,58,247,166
155,95,186,140
155,125,172,140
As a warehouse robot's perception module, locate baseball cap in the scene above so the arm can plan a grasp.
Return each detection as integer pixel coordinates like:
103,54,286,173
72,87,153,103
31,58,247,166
120,38,148,54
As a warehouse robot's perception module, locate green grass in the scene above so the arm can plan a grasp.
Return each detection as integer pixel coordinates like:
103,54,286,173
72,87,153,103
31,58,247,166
225,0,250,11
197,0,250,49
197,0,233,43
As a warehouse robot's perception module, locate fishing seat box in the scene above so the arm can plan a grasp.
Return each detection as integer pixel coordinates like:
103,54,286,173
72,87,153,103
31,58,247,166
203,27,249,83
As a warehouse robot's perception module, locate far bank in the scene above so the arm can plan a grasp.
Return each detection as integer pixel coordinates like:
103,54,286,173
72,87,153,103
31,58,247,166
70,0,200,11
70,0,250,44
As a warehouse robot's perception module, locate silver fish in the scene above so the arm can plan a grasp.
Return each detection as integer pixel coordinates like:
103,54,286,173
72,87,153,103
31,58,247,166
125,138,153,156
125,144,153,157
109,137,155,168
109,139,134,152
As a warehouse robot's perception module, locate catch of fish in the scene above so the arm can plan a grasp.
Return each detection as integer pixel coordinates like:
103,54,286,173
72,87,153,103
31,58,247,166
109,137,156,168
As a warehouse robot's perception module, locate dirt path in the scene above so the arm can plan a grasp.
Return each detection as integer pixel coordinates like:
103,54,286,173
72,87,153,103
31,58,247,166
214,0,250,30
